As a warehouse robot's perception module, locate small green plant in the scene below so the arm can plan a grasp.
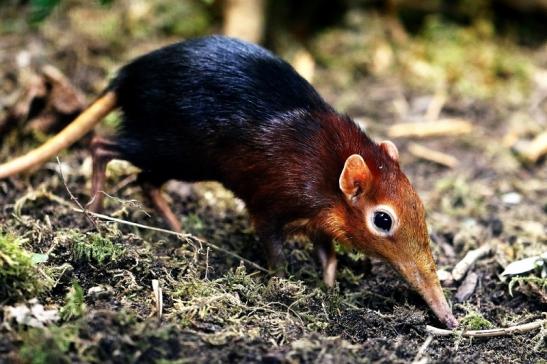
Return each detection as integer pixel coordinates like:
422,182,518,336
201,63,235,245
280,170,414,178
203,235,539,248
60,281,86,321
508,276,547,296
0,231,43,300
71,232,125,265
502,253,547,299
460,306,493,330
171,267,256,326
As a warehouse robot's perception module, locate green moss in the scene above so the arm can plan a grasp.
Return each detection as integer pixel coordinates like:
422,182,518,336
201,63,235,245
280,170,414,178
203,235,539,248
170,264,321,332
71,232,125,266
460,308,493,330
171,266,255,326
18,324,79,364
60,281,86,321
0,231,43,300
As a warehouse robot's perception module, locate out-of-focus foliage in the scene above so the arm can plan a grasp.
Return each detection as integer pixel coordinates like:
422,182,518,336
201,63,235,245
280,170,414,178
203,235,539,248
7,0,542,104
30,0,113,22
310,9,534,103
413,17,531,101
29,0,61,22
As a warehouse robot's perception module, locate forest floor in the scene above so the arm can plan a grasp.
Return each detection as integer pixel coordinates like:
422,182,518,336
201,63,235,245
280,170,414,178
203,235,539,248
0,3,546,363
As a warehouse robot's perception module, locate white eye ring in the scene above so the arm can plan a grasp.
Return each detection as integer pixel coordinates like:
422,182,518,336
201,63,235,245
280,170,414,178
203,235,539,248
366,204,398,237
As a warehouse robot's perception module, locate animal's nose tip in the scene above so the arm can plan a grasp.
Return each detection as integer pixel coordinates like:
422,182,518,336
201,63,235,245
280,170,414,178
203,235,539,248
444,314,459,329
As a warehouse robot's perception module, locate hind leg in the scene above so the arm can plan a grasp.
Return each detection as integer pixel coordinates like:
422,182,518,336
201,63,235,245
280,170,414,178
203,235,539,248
87,136,122,212
138,173,182,232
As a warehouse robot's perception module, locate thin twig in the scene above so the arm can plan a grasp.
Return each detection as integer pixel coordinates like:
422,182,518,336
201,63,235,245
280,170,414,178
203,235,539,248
388,118,473,138
56,157,100,232
205,246,210,280
452,244,491,281
72,208,270,274
426,319,546,337
152,279,163,320
408,142,459,168
412,335,433,364
94,190,150,217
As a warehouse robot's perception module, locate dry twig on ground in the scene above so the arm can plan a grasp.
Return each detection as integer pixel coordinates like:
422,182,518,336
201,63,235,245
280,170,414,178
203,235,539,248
57,157,100,232
408,142,459,168
426,319,546,337
388,118,473,138
452,245,492,281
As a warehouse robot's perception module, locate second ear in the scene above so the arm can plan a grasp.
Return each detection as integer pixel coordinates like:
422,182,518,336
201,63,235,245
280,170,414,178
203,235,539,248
380,140,399,162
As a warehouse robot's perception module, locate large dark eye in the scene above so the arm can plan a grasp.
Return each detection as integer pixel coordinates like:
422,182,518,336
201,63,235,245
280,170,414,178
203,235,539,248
373,211,392,232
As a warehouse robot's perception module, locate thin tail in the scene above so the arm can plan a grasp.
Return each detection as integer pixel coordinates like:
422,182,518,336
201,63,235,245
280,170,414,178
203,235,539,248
0,91,117,179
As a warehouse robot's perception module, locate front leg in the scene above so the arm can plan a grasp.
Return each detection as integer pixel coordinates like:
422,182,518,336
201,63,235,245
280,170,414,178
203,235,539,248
254,218,286,276
313,232,338,288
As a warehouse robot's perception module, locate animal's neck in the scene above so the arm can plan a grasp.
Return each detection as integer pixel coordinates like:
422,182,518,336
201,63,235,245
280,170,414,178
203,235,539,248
296,111,379,210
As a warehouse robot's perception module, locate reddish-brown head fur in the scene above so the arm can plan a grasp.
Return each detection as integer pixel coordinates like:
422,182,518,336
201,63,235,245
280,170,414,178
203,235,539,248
216,110,457,328
307,114,457,328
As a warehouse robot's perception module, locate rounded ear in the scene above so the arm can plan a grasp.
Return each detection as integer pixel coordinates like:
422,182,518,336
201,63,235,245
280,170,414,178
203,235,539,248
339,154,371,201
380,140,399,162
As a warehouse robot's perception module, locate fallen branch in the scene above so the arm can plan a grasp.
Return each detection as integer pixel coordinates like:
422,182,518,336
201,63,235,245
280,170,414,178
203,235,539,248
72,208,270,274
426,319,546,337
408,142,459,168
452,244,492,281
388,118,473,138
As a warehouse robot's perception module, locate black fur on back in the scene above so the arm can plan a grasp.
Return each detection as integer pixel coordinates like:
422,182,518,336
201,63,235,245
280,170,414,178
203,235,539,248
107,35,383,222
110,36,332,179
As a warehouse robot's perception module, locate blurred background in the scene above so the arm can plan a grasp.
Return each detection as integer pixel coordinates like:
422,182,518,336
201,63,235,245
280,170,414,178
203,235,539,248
1,0,546,102
1,0,547,160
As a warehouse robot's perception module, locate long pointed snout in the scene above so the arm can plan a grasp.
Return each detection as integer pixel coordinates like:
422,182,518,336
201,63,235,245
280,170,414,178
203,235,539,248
395,260,458,329
416,277,459,329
